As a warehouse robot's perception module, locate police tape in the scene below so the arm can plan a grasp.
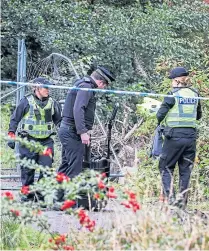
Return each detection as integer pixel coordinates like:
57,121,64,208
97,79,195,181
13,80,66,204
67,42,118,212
1,80,209,101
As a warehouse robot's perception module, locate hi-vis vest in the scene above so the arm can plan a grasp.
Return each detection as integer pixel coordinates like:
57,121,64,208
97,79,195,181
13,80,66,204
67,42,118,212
21,95,55,138
164,88,198,128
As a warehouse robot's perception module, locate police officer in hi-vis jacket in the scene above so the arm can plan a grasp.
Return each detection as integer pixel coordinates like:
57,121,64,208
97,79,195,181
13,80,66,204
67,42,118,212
156,67,202,208
8,77,62,202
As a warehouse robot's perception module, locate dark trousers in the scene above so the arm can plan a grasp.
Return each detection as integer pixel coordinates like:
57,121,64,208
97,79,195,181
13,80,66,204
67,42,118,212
159,136,196,205
56,125,84,201
19,137,54,186
58,125,84,178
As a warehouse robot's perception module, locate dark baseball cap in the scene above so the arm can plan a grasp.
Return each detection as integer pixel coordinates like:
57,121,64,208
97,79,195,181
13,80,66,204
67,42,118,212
32,77,54,88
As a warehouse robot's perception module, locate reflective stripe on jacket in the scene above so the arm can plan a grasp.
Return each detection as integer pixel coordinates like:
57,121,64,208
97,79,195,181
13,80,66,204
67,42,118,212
165,88,198,128
21,95,55,138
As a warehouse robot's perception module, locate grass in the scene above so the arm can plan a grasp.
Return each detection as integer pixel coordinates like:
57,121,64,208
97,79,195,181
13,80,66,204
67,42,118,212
0,218,50,250
67,202,209,250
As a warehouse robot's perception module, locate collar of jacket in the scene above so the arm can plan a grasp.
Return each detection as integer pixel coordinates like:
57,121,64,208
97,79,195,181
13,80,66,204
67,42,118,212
32,93,49,108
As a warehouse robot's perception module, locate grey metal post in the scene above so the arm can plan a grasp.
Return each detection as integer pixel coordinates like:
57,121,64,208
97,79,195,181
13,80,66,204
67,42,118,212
20,39,26,99
16,39,21,106
15,39,27,172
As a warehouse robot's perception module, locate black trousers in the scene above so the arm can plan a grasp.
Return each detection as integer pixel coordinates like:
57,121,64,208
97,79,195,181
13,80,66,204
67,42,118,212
56,124,84,201
19,137,54,186
58,125,84,178
159,136,196,204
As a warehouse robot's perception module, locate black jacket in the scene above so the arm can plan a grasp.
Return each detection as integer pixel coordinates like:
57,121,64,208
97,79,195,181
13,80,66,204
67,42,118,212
62,77,97,134
9,94,62,134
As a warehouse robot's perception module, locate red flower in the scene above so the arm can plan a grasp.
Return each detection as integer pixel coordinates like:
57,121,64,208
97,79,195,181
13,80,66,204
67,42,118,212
98,180,106,189
126,191,136,200
77,209,96,232
63,246,74,250
61,200,76,210
3,191,14,200
86,219,96,232
121,201,131,208
106,192,117,199
108,186,115,193
8,132,15,139
93,193,100,200
56,173,70,182
129,200,141,212
101,172,106,179
21,186,30,195
32,209,42,216
10,209,20,216
54,234,66,245
43,148,53,156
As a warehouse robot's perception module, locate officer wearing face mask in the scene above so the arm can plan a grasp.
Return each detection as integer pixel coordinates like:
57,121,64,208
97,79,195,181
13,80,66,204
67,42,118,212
8,77,62,202
157,67,202,208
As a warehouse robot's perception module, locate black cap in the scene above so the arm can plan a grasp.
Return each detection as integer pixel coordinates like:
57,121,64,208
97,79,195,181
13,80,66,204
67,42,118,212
96,66,115,84
33,77,54,86
168,67,189,79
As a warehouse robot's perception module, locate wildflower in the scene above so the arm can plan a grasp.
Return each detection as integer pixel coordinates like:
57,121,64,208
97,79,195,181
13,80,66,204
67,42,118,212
85,219,96,232
56,173,70,182
10,209,20,217
21,186,30,195
129,200,141,212
77,209,96,232
54,234,66,245
93,193,100,200
2,191,14,200
61,200,76,210
107,186,117,198
109,186,115,192
121,201,131,208
121,190,141,213
106,191,117,199
63,245,74,250
43,148,53,156
98,180,106,189
32,209,42,216
101,172,106,179
126,191,136,200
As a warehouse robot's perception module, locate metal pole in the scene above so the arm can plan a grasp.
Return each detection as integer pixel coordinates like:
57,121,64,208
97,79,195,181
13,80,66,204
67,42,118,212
20,39,26,99
16,39,21,106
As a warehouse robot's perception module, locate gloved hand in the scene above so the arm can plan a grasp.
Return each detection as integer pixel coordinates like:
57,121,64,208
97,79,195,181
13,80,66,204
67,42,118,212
8,141,15,149
8,132,16,149
8,132,16,139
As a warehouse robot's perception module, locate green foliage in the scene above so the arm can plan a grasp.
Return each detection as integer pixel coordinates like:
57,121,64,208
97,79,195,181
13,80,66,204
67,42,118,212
0,218,49,250
0,105,16,168
2,0,209,89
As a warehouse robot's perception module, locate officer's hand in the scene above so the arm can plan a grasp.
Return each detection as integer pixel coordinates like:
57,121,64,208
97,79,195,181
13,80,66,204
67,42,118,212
8,141,15,149
8,132,16,139
81,133,90,146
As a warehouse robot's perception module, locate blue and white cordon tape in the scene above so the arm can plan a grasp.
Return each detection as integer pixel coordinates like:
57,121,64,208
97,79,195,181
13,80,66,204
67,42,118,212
1,80,209,101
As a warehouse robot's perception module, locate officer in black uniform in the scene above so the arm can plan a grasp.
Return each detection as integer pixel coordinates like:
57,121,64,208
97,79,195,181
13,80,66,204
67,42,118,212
8,77,62,201
157,67,202,208
56,66,115,201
